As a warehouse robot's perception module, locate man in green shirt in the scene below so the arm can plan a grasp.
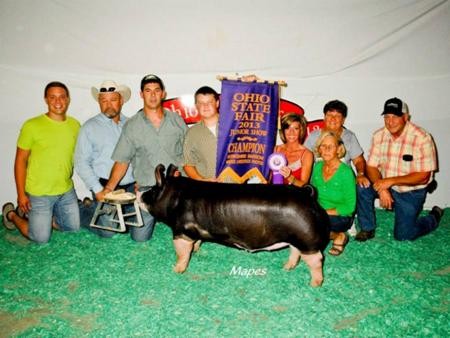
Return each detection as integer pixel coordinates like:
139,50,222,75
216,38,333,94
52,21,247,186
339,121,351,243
2,82,81,243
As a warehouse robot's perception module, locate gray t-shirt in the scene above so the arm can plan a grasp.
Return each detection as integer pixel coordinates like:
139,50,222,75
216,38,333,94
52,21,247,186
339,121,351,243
304,128,364,166
112,109,188,186
183,121,217,179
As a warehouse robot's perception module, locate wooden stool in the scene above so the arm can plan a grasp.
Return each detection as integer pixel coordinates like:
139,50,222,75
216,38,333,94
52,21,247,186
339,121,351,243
90,190,143,232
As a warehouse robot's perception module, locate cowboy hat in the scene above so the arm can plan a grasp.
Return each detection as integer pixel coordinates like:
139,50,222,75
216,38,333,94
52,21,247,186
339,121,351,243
91,80,131,103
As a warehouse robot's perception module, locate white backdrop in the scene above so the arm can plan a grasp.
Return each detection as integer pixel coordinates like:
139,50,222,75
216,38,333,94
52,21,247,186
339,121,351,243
1,0,449,207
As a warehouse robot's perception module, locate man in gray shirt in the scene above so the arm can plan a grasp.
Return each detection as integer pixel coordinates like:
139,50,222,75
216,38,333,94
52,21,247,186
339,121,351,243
97,74,187,242
183,86,220,181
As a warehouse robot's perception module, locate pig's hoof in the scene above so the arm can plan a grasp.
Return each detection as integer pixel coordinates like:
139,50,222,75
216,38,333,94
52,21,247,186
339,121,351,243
193,240,202,253
283,261,296,270
173,265,187,273
310,279,323,287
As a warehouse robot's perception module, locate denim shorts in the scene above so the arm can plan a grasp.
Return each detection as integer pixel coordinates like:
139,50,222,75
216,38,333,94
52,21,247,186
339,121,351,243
28,188,80,243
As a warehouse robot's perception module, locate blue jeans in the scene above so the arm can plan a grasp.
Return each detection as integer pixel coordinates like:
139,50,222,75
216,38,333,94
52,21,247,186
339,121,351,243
329,215,353,233
356,185,438,241
79,199,116,238
132,186,156,242
130,208,155,242
28,188,80,244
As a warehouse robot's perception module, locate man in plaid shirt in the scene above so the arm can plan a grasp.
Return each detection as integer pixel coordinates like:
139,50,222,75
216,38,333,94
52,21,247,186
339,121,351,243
355,97,443,241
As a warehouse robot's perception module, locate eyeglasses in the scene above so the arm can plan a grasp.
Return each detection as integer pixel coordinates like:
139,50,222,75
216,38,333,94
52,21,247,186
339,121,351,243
319,144,337,150
99,87,116,92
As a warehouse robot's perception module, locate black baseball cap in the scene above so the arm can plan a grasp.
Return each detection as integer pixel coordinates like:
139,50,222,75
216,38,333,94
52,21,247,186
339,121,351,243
140,74,165,91
382,97,408,117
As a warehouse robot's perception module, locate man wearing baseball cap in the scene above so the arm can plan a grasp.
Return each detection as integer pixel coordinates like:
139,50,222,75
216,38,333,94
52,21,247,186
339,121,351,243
355,97,443,242
74,80,135,237
96,74,188,242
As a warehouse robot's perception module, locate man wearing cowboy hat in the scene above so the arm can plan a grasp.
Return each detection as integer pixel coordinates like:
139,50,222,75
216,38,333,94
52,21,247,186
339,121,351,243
74,80,135,237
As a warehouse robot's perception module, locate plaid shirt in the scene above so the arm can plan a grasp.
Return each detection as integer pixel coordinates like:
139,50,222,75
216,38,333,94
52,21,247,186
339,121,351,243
367,122,437,192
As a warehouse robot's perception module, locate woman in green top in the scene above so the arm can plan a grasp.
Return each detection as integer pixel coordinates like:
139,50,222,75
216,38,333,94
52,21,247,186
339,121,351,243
311,131,356,256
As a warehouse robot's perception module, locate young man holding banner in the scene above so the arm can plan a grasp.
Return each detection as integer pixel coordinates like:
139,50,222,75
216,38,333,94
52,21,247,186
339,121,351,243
183,86,220,181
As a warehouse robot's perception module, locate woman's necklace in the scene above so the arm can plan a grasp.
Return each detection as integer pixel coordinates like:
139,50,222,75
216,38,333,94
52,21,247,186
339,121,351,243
323,160,340,180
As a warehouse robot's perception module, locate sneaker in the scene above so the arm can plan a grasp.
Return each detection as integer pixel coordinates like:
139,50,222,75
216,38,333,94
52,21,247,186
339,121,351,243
347,221,357,237
15,206,26,218
2,202,16,230
429,206,444,224
355,230,375,242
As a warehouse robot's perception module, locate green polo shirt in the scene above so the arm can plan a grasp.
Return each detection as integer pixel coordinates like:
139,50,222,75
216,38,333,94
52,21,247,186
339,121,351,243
112,109,187,186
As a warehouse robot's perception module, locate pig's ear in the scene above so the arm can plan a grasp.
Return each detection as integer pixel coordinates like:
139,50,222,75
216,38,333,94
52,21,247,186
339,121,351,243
155,164,166,187
167,164,178,177
305,184,317,198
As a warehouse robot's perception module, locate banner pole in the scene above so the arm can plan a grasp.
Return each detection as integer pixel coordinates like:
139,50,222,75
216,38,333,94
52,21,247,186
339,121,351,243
216,75,287,87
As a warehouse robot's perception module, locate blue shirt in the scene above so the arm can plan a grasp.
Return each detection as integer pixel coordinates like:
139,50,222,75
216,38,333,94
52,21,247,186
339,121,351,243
75,113,135,193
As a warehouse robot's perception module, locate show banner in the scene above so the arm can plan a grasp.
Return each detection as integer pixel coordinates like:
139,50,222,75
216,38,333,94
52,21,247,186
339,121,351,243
215,79,279,183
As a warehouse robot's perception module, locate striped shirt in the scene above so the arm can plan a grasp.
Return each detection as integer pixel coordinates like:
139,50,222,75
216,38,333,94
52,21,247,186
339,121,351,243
367,122,437,192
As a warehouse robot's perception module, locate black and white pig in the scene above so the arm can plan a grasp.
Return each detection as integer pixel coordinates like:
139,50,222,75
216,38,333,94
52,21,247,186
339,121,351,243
142,164,330,287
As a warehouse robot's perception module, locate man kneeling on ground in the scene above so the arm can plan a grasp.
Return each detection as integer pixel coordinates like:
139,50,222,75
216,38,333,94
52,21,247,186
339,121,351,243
355,97,443,242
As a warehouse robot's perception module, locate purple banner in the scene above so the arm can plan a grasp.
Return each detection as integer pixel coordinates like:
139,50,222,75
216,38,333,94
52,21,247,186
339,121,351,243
216,79,279,183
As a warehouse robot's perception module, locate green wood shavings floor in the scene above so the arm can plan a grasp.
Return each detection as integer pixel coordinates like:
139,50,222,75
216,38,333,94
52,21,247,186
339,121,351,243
1,209,449,337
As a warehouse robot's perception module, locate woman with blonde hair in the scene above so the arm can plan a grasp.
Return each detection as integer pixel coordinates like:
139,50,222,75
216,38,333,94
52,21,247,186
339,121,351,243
311,131,356,256
274,113,313,187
